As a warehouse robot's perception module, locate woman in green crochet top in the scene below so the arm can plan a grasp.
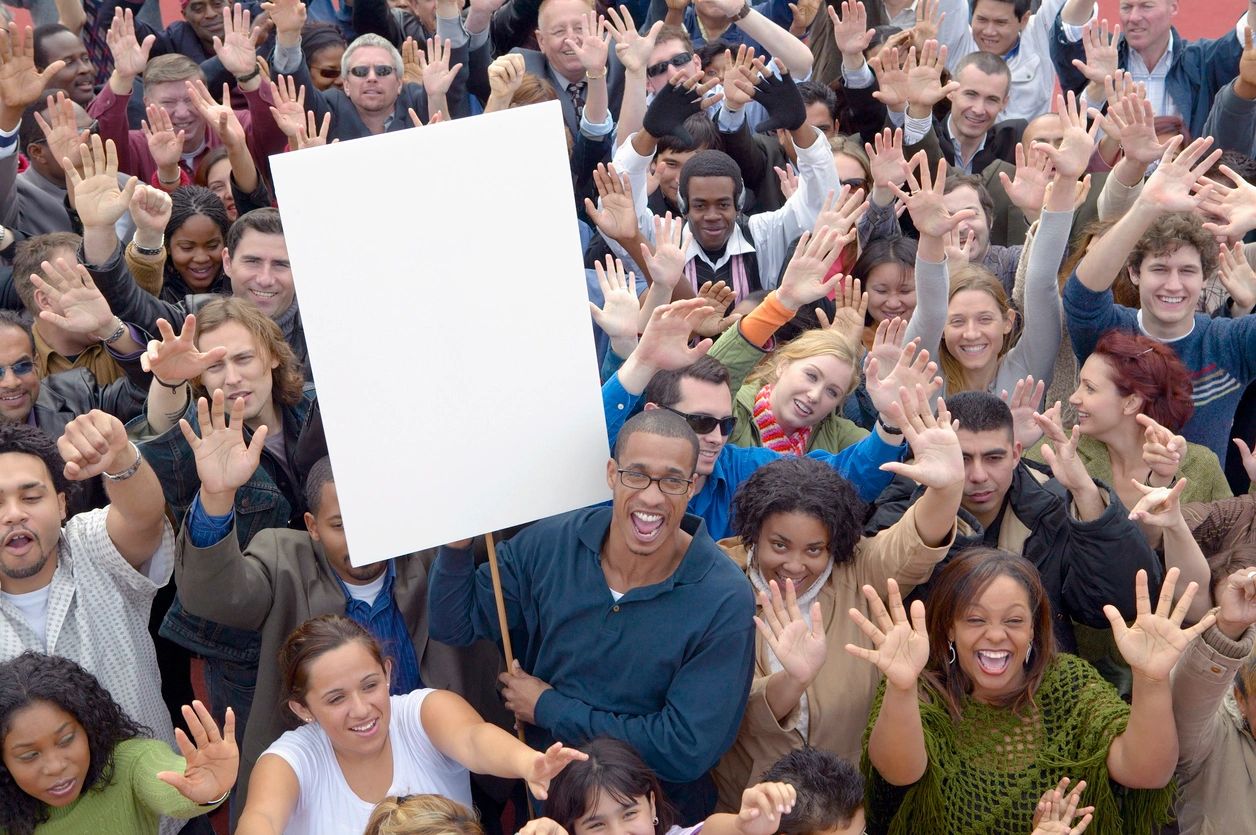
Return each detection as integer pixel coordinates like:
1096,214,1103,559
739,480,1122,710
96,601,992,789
0,652,238,835
846,549,1212,835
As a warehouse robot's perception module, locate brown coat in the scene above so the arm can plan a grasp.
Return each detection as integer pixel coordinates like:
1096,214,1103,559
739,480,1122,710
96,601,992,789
710,502,955,811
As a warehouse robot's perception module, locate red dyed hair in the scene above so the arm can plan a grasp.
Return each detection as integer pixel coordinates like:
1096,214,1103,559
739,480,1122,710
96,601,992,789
1091,330,1194,432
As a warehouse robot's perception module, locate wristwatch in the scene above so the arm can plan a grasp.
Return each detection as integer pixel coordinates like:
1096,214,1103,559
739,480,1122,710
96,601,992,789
731,2,752,20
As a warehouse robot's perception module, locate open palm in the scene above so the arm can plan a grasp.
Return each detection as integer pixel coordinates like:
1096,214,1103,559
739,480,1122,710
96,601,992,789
156,702,238,805
846,578,929,690
179,391,269,496
1107,568,1213,682
755,579,827,684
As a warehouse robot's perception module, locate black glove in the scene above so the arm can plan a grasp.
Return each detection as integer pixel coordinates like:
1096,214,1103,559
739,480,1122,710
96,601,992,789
753,71,807,133
643,80,704,143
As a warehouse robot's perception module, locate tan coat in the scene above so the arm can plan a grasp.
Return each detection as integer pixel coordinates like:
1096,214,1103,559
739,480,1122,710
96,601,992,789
711,503,956,811
1171,623,1256,835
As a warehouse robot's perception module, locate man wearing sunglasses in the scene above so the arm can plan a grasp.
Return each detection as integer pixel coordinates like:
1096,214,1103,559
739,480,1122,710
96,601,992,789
430,406,755,821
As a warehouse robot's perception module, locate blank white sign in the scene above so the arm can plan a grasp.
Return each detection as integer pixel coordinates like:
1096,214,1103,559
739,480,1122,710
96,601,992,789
271,101,611,565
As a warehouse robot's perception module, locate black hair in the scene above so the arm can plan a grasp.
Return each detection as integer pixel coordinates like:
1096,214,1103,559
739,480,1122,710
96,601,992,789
543,738,676,835
656,113,721,156
1206,149,1256,186
301,19,347,58
695,39,733,70
304,456,336,516
731,457,865,563
0,310,36,355
642,355,731,409
976,0,1032,18
18,89,70,157
32,24,73,71
0,419,72,499
851,236,917,324
0,653,147,835
945,390,1013,436
614,410,699,472
678,150,743,211
226,207,284,254
761,747,864,835
797,80,838,122
165,186,231,284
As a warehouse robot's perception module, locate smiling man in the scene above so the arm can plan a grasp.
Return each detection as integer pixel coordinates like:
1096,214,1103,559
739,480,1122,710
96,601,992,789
429,408,755,822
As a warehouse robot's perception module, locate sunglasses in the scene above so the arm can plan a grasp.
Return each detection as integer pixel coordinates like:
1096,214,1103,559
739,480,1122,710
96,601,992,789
0,360,35,379
662,405,736,436
348,64,395,78
314,66,342,79
646,52,693,79
840,177,868,191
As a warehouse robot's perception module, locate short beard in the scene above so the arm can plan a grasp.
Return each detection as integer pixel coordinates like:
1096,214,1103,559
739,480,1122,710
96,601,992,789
0,549,49,581
340,558,385,584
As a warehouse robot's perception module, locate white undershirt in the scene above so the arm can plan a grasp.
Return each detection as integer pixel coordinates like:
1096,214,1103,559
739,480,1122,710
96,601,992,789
609,588,625,602
344,571,388,605
1,584,51,646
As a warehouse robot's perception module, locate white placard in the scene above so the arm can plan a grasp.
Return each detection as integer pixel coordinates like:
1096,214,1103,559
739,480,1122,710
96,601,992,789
271,101,611,565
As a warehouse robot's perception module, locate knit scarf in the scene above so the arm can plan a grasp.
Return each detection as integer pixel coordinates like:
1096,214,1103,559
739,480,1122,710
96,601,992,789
273,300,301,348
753,384,812,456
863,654,1175,835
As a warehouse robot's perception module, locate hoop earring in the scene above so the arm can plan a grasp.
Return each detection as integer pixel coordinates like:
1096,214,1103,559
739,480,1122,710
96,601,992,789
652,818,659,827
1025,643,1033,665
947,641,956,665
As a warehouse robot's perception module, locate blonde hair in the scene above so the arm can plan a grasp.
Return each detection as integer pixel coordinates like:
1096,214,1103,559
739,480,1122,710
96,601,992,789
939,265,1014,394
828,134,872,184
364,795,484,835
142,54,205,88
745,329,859,398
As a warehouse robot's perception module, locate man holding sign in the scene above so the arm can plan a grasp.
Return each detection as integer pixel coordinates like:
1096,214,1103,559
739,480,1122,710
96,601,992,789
429,405,755,821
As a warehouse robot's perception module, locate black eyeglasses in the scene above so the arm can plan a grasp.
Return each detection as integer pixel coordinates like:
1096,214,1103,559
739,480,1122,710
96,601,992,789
662,405,736,436
646,51,693,78
314,66,342,79
348,64,395,78
0,360,36,379
616,468,693,495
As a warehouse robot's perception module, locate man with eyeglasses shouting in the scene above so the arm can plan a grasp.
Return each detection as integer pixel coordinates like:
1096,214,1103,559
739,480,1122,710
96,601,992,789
429,405,755,823
267,0,469,140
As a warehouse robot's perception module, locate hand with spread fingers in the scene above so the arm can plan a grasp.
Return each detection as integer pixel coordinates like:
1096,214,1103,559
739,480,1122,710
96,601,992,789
29,258,125,341
181,389,270,503
1032,92,1100,183
155,702,238,804
999,143,1053,218
142,104,185,178
297,110,334,147
402,37,425,85
640,212,692,295
775,227,846,311
1071,17,1120,90
142,315,229,387
999,376,1046,449
643,71,722,141
902,40,958,116
584,163,640,243
1032,407,1092,497
1031,778,1094,835
1107,567,1215,683
0,22,67,115
755,579,826,689
267,74,308,142
589,255,641,356
419,36,464,98
605,5,663,75
889,155,976,240
1138,136,1221,215
844,577,930,691
866,342,941,423
105,8,156,83
32,92,88,172
816,276,868,347
692,280,740,337
1201,167,1256,243
520,740,588,800
1218,241,1256,316
878,387,961,488
830,0,874,59
63,135,139,230
869,45,908,111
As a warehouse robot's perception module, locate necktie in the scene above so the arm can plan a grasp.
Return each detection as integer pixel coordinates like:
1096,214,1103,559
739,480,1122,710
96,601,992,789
567,81,587,116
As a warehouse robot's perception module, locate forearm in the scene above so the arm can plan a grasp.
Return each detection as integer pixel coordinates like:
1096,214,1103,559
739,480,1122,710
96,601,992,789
910,484,963,547
225,137,259,194
867,684,927,785
737,10,813,76
616,70,647,149
455,721,539,777
1060,0,1095,26
761,669,809,722
1068,480,1106,522
1108,675,1178,788
427,545,492,646
104,457,168,559
145,379,191,436
55,0,87,33
1076,200,1158,291
583,75,609,131
1162,519,1214,622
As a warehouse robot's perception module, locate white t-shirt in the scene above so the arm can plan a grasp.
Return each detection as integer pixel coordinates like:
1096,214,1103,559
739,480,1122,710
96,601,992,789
1,584,51,645
263,689,473,835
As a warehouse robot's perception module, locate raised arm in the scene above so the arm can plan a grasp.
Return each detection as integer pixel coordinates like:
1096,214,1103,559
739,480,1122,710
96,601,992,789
705,0,813,76
605,6,660,148
92,8,155,177
140,315,229,435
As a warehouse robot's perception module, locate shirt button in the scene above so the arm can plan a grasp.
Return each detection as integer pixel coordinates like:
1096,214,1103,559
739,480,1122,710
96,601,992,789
1211,665,1223,674
612,605,620,612
617,403,625,410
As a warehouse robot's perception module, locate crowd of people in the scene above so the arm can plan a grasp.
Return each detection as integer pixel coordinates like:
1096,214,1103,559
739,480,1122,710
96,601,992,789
2,0,1256,831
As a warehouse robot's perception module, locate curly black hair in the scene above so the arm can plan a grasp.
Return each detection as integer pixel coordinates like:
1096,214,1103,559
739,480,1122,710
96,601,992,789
0,653,147,835
731,457,866,564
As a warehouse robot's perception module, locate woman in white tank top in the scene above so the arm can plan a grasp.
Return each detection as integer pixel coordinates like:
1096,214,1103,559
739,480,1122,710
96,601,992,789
235,615,587,835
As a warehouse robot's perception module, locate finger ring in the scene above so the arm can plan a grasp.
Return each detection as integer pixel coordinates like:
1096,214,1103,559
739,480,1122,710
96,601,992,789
1248,570,1256,581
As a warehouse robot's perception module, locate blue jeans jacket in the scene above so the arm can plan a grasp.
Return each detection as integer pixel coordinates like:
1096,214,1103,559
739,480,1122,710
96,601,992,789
129,385,318,661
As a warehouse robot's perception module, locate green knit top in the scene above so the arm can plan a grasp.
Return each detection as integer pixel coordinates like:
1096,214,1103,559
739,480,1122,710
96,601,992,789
862,654,1175,835
4,738,221,834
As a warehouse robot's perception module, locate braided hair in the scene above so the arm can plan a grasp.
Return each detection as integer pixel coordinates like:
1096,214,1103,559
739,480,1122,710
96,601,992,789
163,186,231,293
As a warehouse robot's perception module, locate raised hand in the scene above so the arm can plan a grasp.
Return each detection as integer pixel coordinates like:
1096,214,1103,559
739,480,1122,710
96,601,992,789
845,577,930,691
787,0,820,36
487,53,526,103
736,782,798,835
644,72,722,141
1031,778,1093,835
1135,412,1186,483
755,579,826,685
295,110,334,148
588,255,641,345
999,143,1053,217
1103,88,1167,166
141,315,229,386
910,0,944,48
1140,136,1221,214
1214,567,1256,637
869,45,908,111
775,164,799,199
213,3,260,78
880,387,961,488
419,37,464,97
605,5,662,75
775,227,846,310
1218,241,1256,314
999,376,1046,449
866,342,941,420
523,742,588,800
1071,18,1120,87
155,702,238,804
865,316,907,377
1032,92,1100,181
720,44,765,113
129,184,173,236
866,127,912,194
142,104,185,171
812,185,867,240
830,0,874,57
32,92,89,174
29,259,123,340
266,74,307,141
0,23,66,111
106,8,155,80
816,276,868,346
402,37,424,85
180,389,269,498
943,227,976,266
583,163,639,243
1107,567,1215,682
902,41,957,112
889,154,976,239
639,212,692,294
632,298,716,371
63,135,139,229
186,79,236,139
1033,408,1091,495
1125,478,1188,528
692,280,740,336
57,410,136,480
1201,165,1256,242
565,10,608,74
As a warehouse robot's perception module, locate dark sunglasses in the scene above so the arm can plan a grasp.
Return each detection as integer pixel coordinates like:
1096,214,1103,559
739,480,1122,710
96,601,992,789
840,177,868,191
662,405,736,436
646,51,693,79
314,66,342,79
0,360,35,379
348,64,395,78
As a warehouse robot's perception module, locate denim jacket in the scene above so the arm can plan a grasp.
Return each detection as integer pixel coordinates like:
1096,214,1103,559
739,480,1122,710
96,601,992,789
127,384,318,661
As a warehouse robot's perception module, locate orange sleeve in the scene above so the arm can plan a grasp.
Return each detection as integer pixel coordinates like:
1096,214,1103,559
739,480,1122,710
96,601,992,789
739,291,797,348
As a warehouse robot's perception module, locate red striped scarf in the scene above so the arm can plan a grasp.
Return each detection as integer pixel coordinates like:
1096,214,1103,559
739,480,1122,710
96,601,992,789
752,383,812,456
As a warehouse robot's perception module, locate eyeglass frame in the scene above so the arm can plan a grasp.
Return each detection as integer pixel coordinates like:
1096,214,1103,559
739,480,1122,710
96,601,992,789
646,51,694,78
347,63,396,78
661,405,737,437
0,359,37,379
615,468,694,495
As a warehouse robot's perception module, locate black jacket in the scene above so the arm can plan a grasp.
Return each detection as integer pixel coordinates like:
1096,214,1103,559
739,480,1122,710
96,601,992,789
866,461,1162,653
907,117,1027,176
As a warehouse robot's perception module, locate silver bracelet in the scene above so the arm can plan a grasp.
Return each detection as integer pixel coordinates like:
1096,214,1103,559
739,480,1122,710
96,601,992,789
198,787,231,807
102,442,143,481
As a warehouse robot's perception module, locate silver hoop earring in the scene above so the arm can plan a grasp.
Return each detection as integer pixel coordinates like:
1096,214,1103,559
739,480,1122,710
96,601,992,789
947,641,956,665
652,818,659,827
1025,644,1033,665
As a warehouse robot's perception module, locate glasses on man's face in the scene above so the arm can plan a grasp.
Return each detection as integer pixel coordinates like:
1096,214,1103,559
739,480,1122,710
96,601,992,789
662,405,736,436
313,66,342,80
348,64,395,78
646,51,693,78
616,468,693,495
0,360,36,379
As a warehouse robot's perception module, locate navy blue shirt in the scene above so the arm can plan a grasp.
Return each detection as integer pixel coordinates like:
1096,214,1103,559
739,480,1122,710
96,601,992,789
428,506,755,786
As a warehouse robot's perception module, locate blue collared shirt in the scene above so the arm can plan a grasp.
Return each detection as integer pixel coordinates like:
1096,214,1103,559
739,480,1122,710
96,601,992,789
600,373,901,539
334,562,422,695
